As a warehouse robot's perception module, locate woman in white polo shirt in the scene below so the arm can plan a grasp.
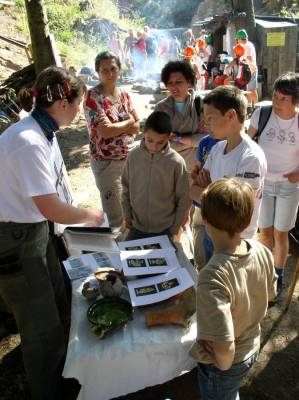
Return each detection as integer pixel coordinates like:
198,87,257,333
248,72,299,298
0,66,104,400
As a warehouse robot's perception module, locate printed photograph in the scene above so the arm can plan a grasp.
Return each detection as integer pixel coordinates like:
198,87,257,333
157,278,179,292
127,258,147,268
143,243,162,250
135,284,157,296
125,246,142,251
148,257,167,267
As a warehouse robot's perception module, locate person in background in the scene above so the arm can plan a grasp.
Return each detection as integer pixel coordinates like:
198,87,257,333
68,65,77,77
169,35,181,61
182,28,195,48
124,29,136,71
248,72,299,298
144,25,158,73
122,111,189,241
0,66,104,400
224,43,252,91
183,46,201,90
158,34,170,67
236,29,258,106
155,60,205,176
108,31,124,62
132,31,147,80
84,51,139,228
190,178,276,400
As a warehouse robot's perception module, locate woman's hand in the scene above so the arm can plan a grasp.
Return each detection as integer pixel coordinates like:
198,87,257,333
125,217,133,229
85,209,105,227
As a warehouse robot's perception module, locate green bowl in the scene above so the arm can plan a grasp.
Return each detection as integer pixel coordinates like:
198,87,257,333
87,297,133,339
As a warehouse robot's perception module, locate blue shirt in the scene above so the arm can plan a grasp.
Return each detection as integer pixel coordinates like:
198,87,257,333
197,135,218,164
193,135,218,207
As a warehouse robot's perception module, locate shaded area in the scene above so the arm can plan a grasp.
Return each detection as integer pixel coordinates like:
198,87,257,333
0,343,29,400
114,369,199,400
241,337,299,400
57,118,91,172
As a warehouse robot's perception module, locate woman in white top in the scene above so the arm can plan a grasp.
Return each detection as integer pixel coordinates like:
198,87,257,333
248,72,299,297
0,66,104,400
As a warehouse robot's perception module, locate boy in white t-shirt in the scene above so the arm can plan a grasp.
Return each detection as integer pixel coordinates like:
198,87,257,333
190,86,267,251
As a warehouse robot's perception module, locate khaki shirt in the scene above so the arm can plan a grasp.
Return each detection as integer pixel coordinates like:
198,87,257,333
190,240,277,364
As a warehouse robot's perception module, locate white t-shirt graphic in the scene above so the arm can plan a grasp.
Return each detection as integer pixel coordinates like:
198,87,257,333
250,108,299,182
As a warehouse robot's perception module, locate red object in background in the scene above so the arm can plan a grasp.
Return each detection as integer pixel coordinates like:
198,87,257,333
214,75,224,86
184,46,196,58
204,70,209,89
197,38,206,49
223,76,232,85
233,43,245,58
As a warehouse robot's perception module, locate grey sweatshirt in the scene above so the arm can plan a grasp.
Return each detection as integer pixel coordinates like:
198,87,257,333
121,140,190,234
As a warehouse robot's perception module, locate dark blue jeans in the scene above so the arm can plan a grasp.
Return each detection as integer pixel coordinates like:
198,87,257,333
197,352,258,400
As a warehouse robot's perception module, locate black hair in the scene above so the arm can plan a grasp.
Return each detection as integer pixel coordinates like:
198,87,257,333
203,85,247,123
95,51,121,72
161,61,196,88
144,111,172,135
273,72,299,104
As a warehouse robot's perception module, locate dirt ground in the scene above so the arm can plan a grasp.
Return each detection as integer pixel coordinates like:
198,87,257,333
0,7,298,400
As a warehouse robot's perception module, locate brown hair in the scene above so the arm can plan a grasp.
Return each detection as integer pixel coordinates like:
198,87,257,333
203,85,247,123
94,51,121,73
201,178,254,237
18,66,85,112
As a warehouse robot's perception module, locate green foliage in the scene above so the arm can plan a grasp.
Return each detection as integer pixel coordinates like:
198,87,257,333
15,0,25,7
90,0,144,32
46,1,81,42
125,0,199,28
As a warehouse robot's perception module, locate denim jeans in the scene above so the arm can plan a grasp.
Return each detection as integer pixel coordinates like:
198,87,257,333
197,352,258,400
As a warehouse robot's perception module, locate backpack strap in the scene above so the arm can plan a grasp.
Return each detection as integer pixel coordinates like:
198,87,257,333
254,105,272,143
194,95,203,118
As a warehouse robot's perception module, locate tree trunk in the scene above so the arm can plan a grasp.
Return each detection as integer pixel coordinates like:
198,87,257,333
24,0,56,74
232,0,256,40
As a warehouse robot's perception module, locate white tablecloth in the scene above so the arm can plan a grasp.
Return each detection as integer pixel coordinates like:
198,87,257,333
62,241,198,400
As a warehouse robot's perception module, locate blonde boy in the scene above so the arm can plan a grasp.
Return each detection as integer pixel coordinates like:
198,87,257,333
190,178,277,400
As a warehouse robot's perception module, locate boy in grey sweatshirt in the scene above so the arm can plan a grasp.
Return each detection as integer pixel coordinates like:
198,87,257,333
122,111,190,240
